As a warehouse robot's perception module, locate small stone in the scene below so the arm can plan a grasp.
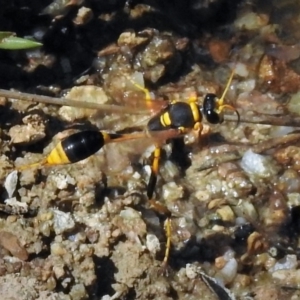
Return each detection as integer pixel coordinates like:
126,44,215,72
272,269,300,287
38,211,54,221
69,283,87,300
146,234,160,254
8,122,45,144
6,215,17,223
53,265,65,279
215,256,226,269
0,231,28,260
162,182,184,202
51,242,67,256
208,39,231,63
4,170,18,198
73,7,93,25
185,264,199,279
53,209,75,234
216,205,235,222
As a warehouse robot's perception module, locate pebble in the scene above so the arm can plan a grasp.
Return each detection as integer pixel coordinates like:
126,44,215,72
53,265,65,279
234,12,269,30
146,234,160,254
208,38,231,63
216,205,235,222
51,242,67,256
8,122,45,145
4,170,18,198
53,210,75,235
269,255,297,273
0,231,28,261
240,149,276,178
218,258,238,284
272,269,300,287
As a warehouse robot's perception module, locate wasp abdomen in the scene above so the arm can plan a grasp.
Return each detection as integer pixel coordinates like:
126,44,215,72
62,131,106,163
46,130,106,165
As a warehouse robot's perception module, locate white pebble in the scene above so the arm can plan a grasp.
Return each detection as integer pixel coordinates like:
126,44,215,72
4,170,18,198
270,126,295,138
143,165,152,177
240,149,270,177
53,209,75,234
146,234,161,254
132,171,141,179
235,217,247,225
4,197,28,212
233,62,249,77
185,263,198,279
52,173,76,190
162,182,184,201
237,79,256,92
120,207,141,220
219,258,238,284
223,249,235,261
269,255,297,273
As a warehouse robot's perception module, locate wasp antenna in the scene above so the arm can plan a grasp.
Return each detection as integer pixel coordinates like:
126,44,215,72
235,108,241,127
125,72,152,101
218,69,235,106
216,69,240,127
220,104,240,127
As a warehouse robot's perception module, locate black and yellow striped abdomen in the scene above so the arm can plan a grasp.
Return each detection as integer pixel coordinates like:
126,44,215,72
46,130,112,165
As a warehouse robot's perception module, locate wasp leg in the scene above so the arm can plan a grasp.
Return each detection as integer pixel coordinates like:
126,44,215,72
162,217,172,270
16,159,48,171
147,146,160,200
147,146,172,270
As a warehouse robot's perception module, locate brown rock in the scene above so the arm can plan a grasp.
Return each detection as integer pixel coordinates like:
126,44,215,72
208,39,231,63
0,231,28,261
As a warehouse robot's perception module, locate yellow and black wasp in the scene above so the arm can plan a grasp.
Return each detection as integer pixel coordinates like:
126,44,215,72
0,70,239,267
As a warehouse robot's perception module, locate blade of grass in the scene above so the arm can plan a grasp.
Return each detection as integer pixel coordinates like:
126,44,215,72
0,32,42,50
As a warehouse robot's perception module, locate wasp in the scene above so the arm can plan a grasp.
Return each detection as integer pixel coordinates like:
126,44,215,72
0,70,239,268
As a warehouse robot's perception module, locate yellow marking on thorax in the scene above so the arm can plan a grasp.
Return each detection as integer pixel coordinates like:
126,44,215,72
160,112,171,127
190,102,201,124
46,142,70,165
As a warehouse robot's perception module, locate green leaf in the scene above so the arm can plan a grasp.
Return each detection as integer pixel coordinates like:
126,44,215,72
0,32,42,50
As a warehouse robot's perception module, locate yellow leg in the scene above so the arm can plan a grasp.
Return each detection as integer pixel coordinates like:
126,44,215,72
162,217,172,271
16,159,47,171
152,146,160,175
146,145,172,269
